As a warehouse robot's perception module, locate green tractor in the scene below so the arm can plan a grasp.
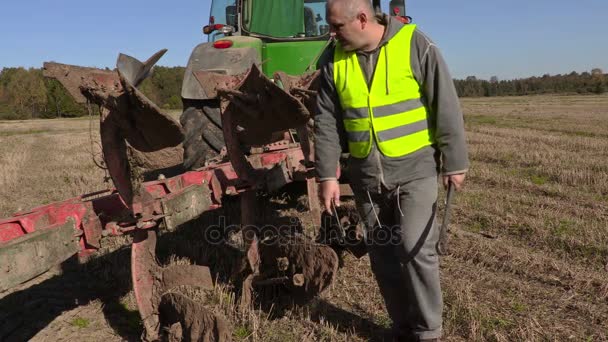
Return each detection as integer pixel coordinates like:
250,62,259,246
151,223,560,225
180,0,333,170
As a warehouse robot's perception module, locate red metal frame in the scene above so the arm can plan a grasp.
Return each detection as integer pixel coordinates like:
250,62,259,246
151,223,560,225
0,146,309,257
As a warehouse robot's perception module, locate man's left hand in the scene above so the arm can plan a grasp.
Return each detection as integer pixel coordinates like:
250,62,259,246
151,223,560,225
443,173,466,191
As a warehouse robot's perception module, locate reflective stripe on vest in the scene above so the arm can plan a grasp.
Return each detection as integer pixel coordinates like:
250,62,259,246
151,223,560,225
333,24,434,158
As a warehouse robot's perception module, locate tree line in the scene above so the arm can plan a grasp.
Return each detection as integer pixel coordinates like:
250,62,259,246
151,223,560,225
0,66,606,120
454,68,606,97
0,66,185,120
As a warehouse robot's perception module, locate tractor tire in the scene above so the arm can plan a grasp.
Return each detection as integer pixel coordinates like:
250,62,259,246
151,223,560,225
180,100,225,170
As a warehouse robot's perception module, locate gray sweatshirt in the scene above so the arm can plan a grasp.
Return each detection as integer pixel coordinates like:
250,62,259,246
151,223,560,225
314,14,469,193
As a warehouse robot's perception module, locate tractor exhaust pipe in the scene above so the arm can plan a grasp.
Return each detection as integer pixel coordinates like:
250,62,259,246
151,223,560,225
372,0,382,13
389,0,407,17
373,0,409,22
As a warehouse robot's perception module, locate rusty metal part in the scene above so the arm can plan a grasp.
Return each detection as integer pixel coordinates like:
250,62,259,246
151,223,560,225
264,233,337,304
44,51,184,207
220,93,259,187
193,63,320,227
160,184,213,231
0,218,80,292
295,122,315,165
292,273,305,287
42,62,121,104
195,64,312,146
193,64,319,191
274,70,320,117
117,50,167,87
131,229,216,341
131,229,161,340
116,69,183,152
192,71,246,99
241,233,339,308
276,257,289,271
252,273,305,287
274,71,319,166
130,182,215,340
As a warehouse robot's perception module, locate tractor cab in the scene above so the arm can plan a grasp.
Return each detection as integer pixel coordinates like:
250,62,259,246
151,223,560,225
205,0,330,42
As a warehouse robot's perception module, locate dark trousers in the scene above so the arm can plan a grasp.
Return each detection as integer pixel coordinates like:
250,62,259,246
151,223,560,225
354,176,442,340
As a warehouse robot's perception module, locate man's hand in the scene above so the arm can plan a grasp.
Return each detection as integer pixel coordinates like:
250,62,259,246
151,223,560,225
320,180,340,212
443,173,466,191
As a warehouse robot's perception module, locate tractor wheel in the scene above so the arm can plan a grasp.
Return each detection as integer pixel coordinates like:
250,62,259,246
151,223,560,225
180,100,225,170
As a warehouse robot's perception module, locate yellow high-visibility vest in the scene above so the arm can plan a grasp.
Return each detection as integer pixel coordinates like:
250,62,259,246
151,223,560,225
333,24,434,158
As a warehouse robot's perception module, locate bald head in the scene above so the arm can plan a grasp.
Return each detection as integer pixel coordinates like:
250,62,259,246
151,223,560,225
326,0,376,21
326,0,384,52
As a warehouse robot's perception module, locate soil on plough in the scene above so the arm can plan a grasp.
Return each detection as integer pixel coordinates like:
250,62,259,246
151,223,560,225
159,292,232,342
240,232,339,311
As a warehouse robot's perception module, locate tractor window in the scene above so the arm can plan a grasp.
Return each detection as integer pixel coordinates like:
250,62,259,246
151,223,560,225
208,0,237,41
243,0,329,38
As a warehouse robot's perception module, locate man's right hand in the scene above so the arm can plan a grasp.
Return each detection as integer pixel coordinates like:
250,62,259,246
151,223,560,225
320,180,340,213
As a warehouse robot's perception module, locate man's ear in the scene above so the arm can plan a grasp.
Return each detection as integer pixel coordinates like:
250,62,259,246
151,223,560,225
358,12,368,29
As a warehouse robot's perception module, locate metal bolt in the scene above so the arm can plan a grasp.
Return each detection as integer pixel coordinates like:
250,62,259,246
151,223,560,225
276,257,289,271
292,274,305,287
136,220,156,229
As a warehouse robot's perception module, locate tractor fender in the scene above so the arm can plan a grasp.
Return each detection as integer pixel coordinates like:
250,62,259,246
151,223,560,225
181,36,263,100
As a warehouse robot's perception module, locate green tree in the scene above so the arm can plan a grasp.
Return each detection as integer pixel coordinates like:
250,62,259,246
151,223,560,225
139,66,185,110
593,80,605,94
591,68,603,76
43,78,87,118
4,68,47,118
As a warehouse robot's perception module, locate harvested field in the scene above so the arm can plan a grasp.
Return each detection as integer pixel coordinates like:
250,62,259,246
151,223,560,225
1,94,607,341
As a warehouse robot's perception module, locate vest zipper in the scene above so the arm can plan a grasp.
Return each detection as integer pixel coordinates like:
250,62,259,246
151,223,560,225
371,53,386,193
368,55,374,88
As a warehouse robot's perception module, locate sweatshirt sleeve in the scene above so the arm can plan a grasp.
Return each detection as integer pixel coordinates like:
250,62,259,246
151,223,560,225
410,29,470,174
314,46,344,181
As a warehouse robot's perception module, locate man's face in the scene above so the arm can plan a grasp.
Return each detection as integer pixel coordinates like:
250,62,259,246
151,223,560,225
326,5,364,52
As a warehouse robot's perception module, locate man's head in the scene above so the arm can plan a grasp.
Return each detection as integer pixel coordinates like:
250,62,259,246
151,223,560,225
326,0,382,52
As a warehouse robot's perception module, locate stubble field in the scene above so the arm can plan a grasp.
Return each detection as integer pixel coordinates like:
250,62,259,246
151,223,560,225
0,95,607,341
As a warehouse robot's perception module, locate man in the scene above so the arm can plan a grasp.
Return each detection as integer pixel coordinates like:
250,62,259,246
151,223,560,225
314,0,469,341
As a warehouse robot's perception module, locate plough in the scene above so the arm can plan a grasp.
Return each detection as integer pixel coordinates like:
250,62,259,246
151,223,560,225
0,51,364,341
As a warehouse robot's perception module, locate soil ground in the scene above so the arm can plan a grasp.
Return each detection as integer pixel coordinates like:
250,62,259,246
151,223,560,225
1,94,607,341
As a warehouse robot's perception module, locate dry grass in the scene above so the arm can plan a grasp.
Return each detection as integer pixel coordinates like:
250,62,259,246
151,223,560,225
460,95,608,265
1,94,607,341
444,94,608,341
0,117,107,216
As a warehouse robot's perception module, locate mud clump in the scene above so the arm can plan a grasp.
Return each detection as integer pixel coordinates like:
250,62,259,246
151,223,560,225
159,292,231,342
242,233,339,309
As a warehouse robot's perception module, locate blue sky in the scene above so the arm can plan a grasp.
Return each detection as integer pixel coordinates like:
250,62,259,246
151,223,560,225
0,0,606,80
